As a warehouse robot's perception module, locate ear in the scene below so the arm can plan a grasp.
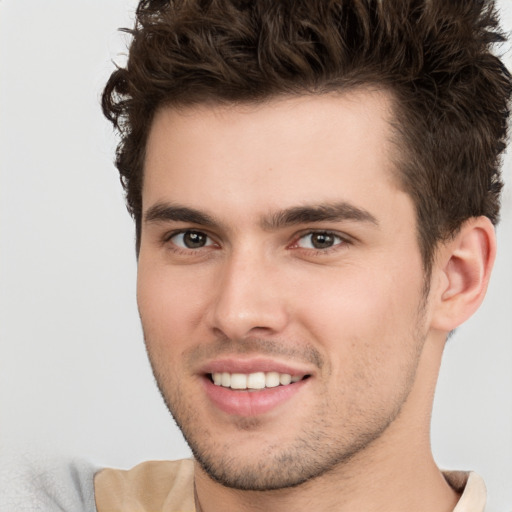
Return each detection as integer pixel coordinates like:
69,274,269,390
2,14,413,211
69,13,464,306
430,216,496,332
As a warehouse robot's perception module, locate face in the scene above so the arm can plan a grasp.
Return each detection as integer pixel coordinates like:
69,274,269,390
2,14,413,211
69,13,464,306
137,92,431,491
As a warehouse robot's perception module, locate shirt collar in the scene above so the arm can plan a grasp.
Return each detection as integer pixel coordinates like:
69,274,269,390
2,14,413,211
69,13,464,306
443,471,487,512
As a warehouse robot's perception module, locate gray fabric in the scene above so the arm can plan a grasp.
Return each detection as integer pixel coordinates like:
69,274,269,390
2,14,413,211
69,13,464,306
0,451,97,512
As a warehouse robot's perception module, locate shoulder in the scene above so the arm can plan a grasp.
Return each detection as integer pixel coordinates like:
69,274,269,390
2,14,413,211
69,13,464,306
94,458,195,512
0,450,97,512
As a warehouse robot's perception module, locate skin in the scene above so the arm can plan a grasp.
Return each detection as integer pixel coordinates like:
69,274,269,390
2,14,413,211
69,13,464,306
137,91,495,511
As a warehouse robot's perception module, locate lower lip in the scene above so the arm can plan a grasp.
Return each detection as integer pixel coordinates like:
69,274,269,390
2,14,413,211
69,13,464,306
202,377,309,417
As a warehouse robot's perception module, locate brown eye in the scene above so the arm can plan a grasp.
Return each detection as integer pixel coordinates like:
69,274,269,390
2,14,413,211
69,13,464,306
171,230,212,249
297,232,342,250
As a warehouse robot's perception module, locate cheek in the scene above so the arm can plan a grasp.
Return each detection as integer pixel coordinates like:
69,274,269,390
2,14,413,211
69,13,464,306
293,258,425,377
136,260,213,348
300,262,421,329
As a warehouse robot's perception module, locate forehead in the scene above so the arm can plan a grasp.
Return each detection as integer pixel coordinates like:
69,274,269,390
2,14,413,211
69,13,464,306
142,90,404,224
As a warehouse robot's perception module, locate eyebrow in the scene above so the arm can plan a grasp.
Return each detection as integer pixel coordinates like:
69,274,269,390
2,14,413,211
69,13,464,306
144,201,378,229
261,202,378,230
145,203,217,226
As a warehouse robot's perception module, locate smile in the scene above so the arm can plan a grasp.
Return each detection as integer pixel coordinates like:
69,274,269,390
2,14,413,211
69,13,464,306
202,371,313,417
210,371,304,390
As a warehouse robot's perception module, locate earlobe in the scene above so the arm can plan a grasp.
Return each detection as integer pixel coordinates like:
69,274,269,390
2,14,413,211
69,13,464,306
430,216,496,332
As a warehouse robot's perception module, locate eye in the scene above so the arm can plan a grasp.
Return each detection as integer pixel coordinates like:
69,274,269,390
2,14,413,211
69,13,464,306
296,231,344,250
169,230,214,249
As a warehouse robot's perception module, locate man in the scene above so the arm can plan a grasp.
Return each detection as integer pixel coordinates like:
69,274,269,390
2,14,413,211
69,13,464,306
1,0,510,511
92,0,512,510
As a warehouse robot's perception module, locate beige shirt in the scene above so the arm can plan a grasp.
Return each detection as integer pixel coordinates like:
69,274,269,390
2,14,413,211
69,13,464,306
95,459,487,512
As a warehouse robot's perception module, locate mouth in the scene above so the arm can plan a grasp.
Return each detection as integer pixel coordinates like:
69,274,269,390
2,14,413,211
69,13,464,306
200,361,313,417
209,371,309,391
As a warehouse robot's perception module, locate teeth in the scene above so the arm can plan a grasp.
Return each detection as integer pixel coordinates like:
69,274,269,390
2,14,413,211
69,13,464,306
247,372,266,389
230,373,247,389
221,372,231,387
211,371,304,390
279,373,292,385
265,372,280,388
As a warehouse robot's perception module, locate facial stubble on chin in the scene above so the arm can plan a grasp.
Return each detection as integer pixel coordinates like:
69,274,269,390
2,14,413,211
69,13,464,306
142,321,428,492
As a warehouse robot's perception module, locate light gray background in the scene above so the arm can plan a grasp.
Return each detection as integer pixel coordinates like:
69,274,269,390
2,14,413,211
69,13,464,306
1,1,511,509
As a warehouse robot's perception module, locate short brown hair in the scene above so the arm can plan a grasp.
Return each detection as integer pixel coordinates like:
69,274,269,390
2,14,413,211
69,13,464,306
102,0,511,272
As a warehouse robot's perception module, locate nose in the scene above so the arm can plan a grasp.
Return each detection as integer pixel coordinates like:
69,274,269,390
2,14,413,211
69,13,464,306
207,249,289,341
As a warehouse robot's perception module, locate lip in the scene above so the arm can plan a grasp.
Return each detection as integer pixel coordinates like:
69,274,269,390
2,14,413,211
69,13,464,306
199,357,314,377
199,357,314,417
202,375,309,416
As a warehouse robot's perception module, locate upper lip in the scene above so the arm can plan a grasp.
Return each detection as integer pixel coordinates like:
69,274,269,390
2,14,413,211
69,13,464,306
198,357,315,377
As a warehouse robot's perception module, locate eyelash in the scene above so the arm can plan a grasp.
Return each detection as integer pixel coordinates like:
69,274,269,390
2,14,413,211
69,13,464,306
164,230,218,254
163,229,351,255
290,231,349,254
